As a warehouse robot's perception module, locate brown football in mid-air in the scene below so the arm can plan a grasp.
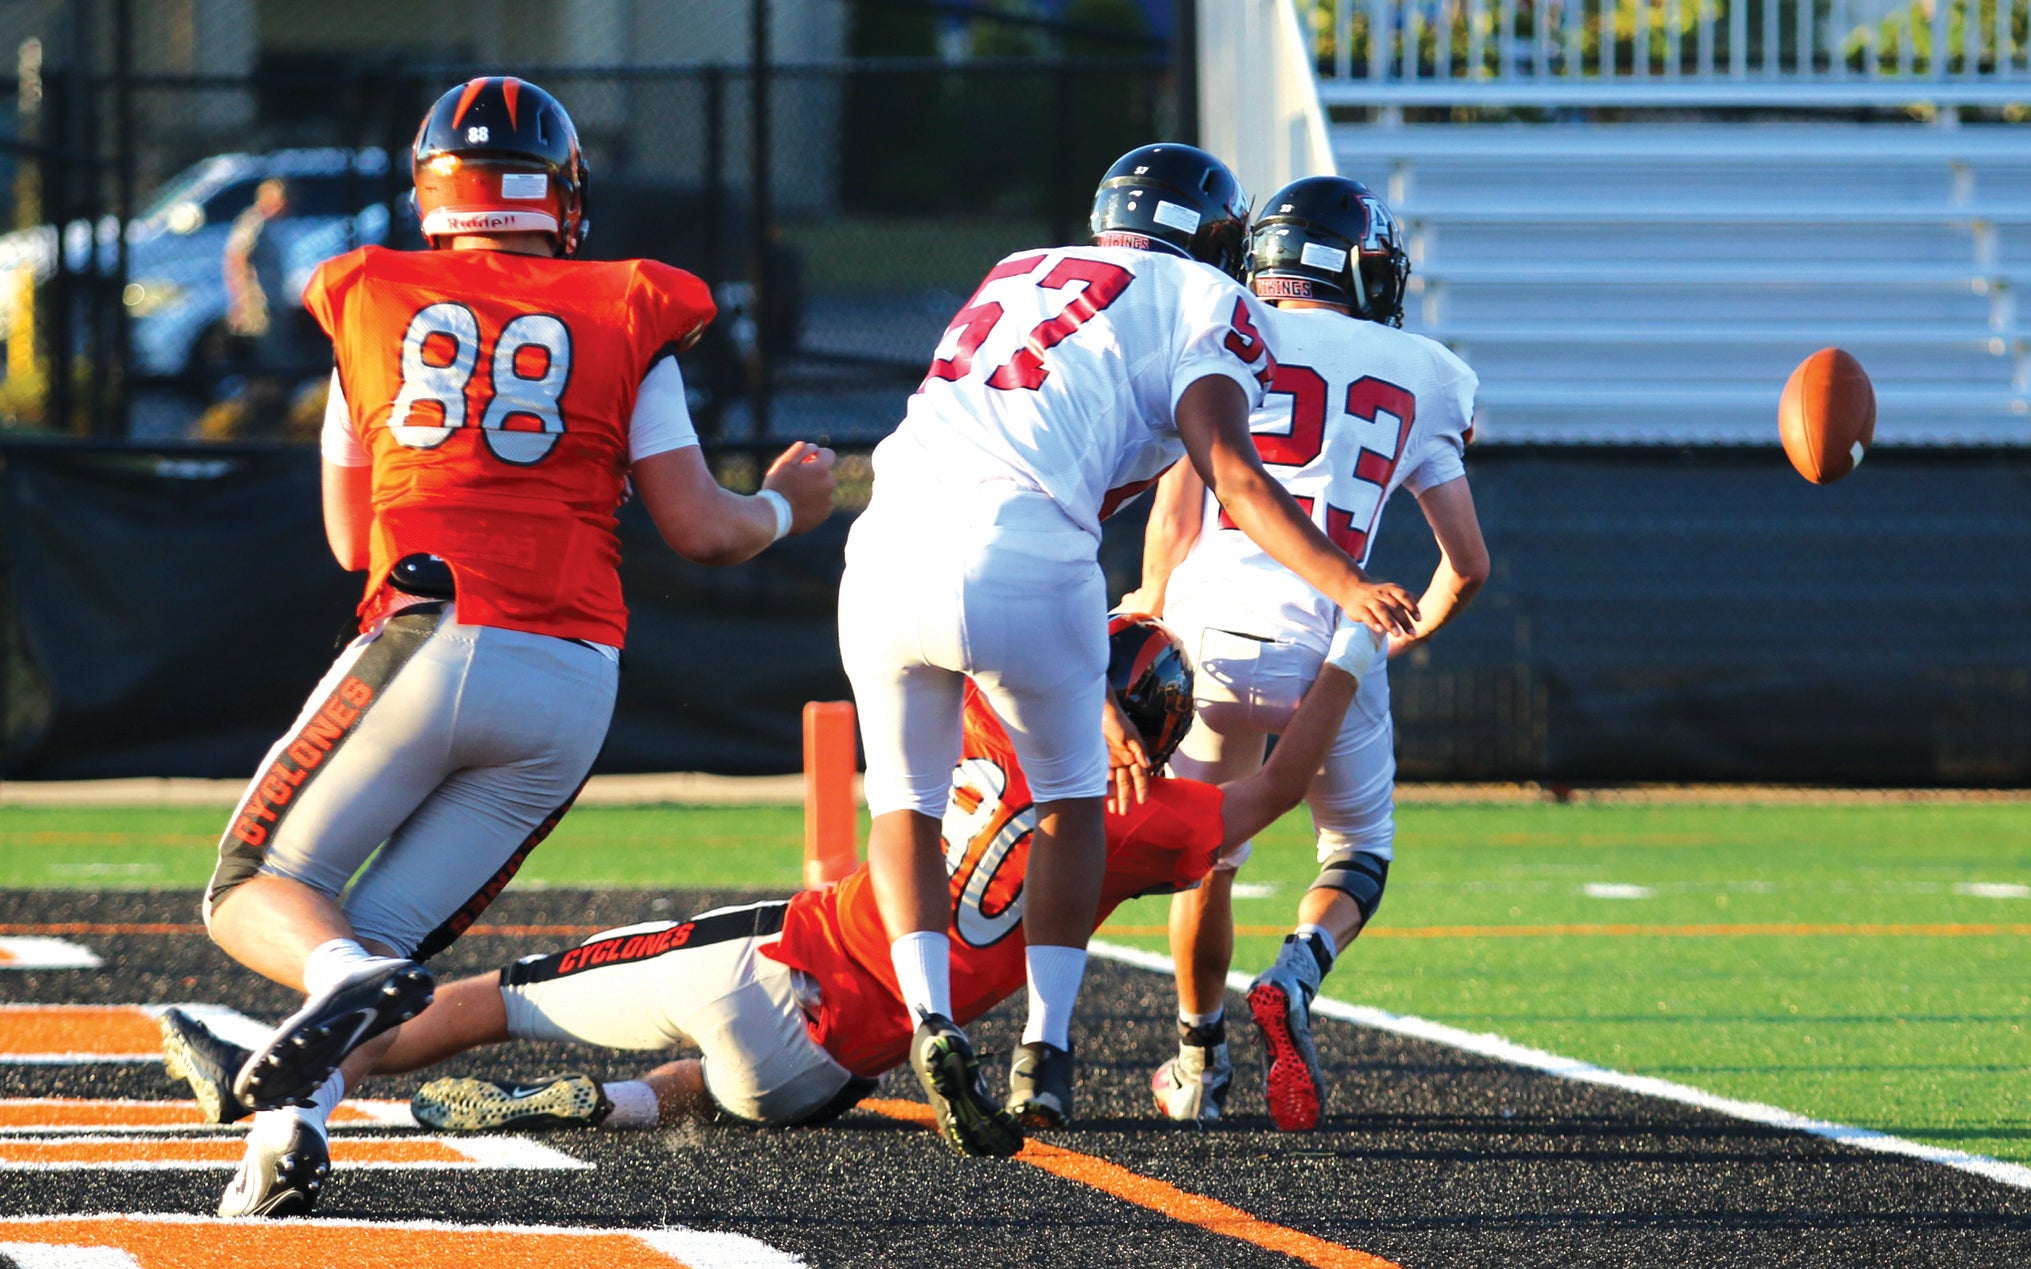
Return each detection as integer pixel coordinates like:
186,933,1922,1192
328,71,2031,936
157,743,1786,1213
1779,347,1876,484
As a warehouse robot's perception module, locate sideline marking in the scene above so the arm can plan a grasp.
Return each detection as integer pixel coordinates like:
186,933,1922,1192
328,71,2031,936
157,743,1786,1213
1582,883,1654,899
1103,920,2031,938
1092,940,2031,1194
0,1004,268,1063
0,1098,414,1133
0,1213,805,1268
865,1098,1401,1269
0,1133,586,1171
0,937,101,970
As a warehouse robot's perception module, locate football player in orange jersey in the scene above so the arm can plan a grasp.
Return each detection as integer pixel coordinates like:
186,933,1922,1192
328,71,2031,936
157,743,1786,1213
161,616,1380,1140
186,77,835,1219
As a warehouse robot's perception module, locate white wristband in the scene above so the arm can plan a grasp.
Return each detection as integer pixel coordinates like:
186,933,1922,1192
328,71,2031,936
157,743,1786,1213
1325,623,1385,678
757,488,793,542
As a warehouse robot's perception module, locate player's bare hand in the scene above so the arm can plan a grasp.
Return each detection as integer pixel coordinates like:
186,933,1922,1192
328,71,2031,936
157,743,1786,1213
1115,589,1163,618
1102,693,1152,815
1338,578,1420,639
762,442,837,534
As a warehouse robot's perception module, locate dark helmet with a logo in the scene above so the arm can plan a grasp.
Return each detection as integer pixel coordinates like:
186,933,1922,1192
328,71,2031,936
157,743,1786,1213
1248,175,1410,326
413,76,589,256
1106,612,1196,768
1089,143,1251,280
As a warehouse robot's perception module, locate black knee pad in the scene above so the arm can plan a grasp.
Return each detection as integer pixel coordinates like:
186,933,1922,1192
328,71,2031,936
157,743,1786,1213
1312,849,1389,924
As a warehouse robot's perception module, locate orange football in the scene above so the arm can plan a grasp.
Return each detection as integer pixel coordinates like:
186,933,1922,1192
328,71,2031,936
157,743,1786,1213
1779,347,1876,484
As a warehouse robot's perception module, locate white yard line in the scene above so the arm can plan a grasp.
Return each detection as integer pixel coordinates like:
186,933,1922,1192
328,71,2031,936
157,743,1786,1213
1090,939,2031,1192
0,1213,806,1268
0,1133,589,1171
0,938,102,970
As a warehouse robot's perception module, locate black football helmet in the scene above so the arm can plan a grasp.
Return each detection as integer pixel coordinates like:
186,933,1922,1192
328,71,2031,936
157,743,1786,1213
1248,176,1410,326
412,77,589,256
1107,612,1196,769
1089,144,1251,280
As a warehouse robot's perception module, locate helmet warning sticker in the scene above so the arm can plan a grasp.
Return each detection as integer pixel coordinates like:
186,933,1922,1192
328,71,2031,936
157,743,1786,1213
1300,242,1349,273
501,173,549,200
1152,200,1201,234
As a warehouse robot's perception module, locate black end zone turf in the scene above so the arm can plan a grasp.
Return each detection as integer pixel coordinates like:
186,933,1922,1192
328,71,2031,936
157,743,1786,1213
2,890,2027,1267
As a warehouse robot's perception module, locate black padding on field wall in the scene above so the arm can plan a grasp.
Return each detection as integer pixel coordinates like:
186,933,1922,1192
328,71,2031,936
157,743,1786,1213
3,442,2028,784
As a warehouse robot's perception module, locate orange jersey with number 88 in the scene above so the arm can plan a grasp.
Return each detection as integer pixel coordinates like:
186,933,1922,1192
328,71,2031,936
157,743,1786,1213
305,244,714,646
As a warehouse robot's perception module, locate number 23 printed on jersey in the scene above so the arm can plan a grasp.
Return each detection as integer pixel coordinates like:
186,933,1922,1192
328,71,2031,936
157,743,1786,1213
388,302,575,465
1220,363,1417,564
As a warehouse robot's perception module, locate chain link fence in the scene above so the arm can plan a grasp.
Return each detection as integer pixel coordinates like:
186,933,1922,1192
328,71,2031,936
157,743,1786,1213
0,0,1174,448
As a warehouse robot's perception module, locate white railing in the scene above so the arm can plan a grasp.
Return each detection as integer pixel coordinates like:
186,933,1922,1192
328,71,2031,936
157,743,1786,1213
1199,0,1339,201
1297,0,2031,104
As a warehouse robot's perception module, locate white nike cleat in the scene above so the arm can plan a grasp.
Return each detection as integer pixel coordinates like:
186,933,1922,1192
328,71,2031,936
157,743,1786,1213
217,1118,329,1218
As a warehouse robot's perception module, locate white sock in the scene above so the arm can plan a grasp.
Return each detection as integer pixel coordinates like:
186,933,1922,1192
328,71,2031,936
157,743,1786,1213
889,931,952,1021
1292,923,1340,964
1021,944,1088,1050
286,1070,345,1141
247,1106,303,1146
303,939,401,998
1179,1007,1224,1029
602,1079,660,1129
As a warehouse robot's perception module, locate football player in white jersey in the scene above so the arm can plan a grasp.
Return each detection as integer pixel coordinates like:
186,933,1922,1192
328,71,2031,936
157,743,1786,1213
1129,176,1492,1131
838,146,1423,1156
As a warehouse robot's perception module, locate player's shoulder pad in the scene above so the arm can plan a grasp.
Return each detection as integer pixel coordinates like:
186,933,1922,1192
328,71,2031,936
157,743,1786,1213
628,258,717,346
302,244,376,326
1395,326,1478,389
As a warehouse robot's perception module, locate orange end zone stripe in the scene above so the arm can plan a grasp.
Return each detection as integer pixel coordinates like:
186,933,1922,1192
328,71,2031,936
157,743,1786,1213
0,1216,702,1269
0,1004,162,1057
0,1098,402,1130
863,1099,1401,1269
1104,921,2031,939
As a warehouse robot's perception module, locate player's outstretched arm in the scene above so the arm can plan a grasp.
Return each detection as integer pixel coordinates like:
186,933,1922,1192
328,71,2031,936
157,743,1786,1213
632,440,837,567
1120,460,1206,618
1393,477,1490,657
1175,375,1419,639
1211,626,1379,849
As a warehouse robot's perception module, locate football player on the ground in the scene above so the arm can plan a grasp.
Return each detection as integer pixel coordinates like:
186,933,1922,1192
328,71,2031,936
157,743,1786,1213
185,77,836,1219
161,617,1380,1138
1127,176,1491,1131
839,144,1420,1157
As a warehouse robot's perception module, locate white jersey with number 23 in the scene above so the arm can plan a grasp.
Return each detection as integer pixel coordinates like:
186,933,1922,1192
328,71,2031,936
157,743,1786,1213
1168,305,1477,644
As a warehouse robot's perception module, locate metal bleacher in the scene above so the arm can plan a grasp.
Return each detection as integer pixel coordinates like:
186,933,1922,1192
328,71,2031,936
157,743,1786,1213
1333,124,2031,445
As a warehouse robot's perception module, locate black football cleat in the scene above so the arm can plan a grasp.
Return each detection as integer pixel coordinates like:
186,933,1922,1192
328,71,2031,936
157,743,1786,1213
412,1074,613,1132
217,1118,330,1218
234,960,434,1111
1005,1040,1075,1129
159,1006,255,1126
908,1013,1023,1158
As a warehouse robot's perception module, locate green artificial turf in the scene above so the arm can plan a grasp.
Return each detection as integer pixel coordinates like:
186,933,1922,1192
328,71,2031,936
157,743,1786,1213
1120,801,2031,1166
3,797,2026,1163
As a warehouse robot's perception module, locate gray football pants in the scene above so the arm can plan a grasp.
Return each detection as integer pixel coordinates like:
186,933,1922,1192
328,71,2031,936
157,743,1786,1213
204,603,617,960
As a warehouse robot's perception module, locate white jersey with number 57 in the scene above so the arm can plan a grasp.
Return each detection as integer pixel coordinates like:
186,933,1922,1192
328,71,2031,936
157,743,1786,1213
869,245,1277,538
1168,305,1477,642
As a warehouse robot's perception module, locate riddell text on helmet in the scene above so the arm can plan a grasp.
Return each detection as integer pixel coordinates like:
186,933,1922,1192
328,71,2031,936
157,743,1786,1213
227,676,376,847
1256,277,1316,299
429,210,559,234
